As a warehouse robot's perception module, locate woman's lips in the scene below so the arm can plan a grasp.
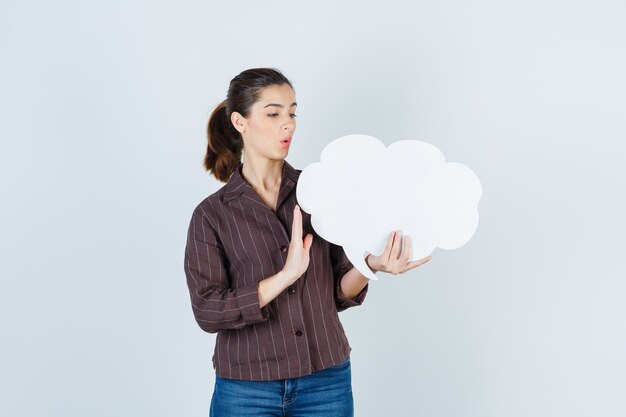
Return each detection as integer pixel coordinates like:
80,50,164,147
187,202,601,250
280,137,291,148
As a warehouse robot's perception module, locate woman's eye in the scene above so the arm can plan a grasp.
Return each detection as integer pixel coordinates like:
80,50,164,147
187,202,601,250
267,113,297,118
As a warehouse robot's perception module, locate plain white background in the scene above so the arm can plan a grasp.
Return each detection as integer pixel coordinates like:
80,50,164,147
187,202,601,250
1,1,625,416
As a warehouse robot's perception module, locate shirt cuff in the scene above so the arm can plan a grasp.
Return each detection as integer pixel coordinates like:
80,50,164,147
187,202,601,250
336,281,369,312
237,282,271,323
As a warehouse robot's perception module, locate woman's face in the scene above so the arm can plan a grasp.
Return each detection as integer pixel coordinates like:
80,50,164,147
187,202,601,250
232,84,297,161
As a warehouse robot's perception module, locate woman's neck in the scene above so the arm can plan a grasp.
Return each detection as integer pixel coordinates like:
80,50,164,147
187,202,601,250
240,157,284,193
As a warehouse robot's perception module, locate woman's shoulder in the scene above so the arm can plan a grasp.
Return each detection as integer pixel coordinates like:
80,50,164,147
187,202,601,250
188,187,226,229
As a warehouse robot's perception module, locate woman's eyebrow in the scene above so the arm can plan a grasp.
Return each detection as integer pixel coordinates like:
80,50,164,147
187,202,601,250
263,102,297,108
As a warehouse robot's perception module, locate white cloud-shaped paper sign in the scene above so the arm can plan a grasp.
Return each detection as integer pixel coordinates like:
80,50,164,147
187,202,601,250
296,134,482,280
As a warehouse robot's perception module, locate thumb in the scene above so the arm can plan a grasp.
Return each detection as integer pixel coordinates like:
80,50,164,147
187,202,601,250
303,233,313,252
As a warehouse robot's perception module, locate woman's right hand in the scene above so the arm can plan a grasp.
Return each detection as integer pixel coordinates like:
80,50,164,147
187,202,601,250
281,205,313,286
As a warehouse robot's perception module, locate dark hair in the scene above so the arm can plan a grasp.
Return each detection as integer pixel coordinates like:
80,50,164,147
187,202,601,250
204,68,295,182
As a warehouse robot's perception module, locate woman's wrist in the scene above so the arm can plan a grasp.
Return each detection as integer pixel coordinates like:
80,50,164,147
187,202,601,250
276,269,296,286
365,254,378,273
259,271,292,308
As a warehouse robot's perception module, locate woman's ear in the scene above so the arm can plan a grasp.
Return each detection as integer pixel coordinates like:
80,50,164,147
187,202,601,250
230,111,246,134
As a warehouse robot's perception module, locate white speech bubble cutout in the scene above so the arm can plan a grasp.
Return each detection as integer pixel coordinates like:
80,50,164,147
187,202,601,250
296,134,483,280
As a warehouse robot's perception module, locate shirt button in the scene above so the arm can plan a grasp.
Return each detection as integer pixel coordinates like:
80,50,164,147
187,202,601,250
281,246,287,253
295,330,303,337
288,287,295,294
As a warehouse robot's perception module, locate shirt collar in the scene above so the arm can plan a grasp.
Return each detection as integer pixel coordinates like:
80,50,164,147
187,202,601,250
222,159,300,204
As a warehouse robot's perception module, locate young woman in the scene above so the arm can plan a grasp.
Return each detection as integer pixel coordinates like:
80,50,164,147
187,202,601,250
184,67,432,417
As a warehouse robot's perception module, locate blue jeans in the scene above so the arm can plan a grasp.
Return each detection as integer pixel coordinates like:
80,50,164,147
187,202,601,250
209,356,354,417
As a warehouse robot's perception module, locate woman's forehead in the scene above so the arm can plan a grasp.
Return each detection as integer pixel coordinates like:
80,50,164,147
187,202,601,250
257,85,296,106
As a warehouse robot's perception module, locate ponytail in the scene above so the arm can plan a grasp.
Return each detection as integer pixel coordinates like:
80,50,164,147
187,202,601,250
204,99,242,182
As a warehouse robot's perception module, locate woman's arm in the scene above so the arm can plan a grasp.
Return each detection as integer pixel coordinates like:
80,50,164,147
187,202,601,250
337,256,375,300
258,270,293,308
184,207,272,333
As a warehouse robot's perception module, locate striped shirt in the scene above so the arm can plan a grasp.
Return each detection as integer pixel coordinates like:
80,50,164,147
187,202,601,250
183,159,368,381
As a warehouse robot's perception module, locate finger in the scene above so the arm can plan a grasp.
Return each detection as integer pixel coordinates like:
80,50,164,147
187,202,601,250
382,231,395,260
401,234,411,261
391,230,402,259
292,205,302,242
403,255,432,272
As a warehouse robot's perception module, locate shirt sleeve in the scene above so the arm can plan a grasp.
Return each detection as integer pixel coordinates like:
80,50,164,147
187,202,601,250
329,242,369,312
184,206,270,333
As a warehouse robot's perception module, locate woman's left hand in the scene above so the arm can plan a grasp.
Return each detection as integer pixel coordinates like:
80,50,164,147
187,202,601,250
365,230,432,275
